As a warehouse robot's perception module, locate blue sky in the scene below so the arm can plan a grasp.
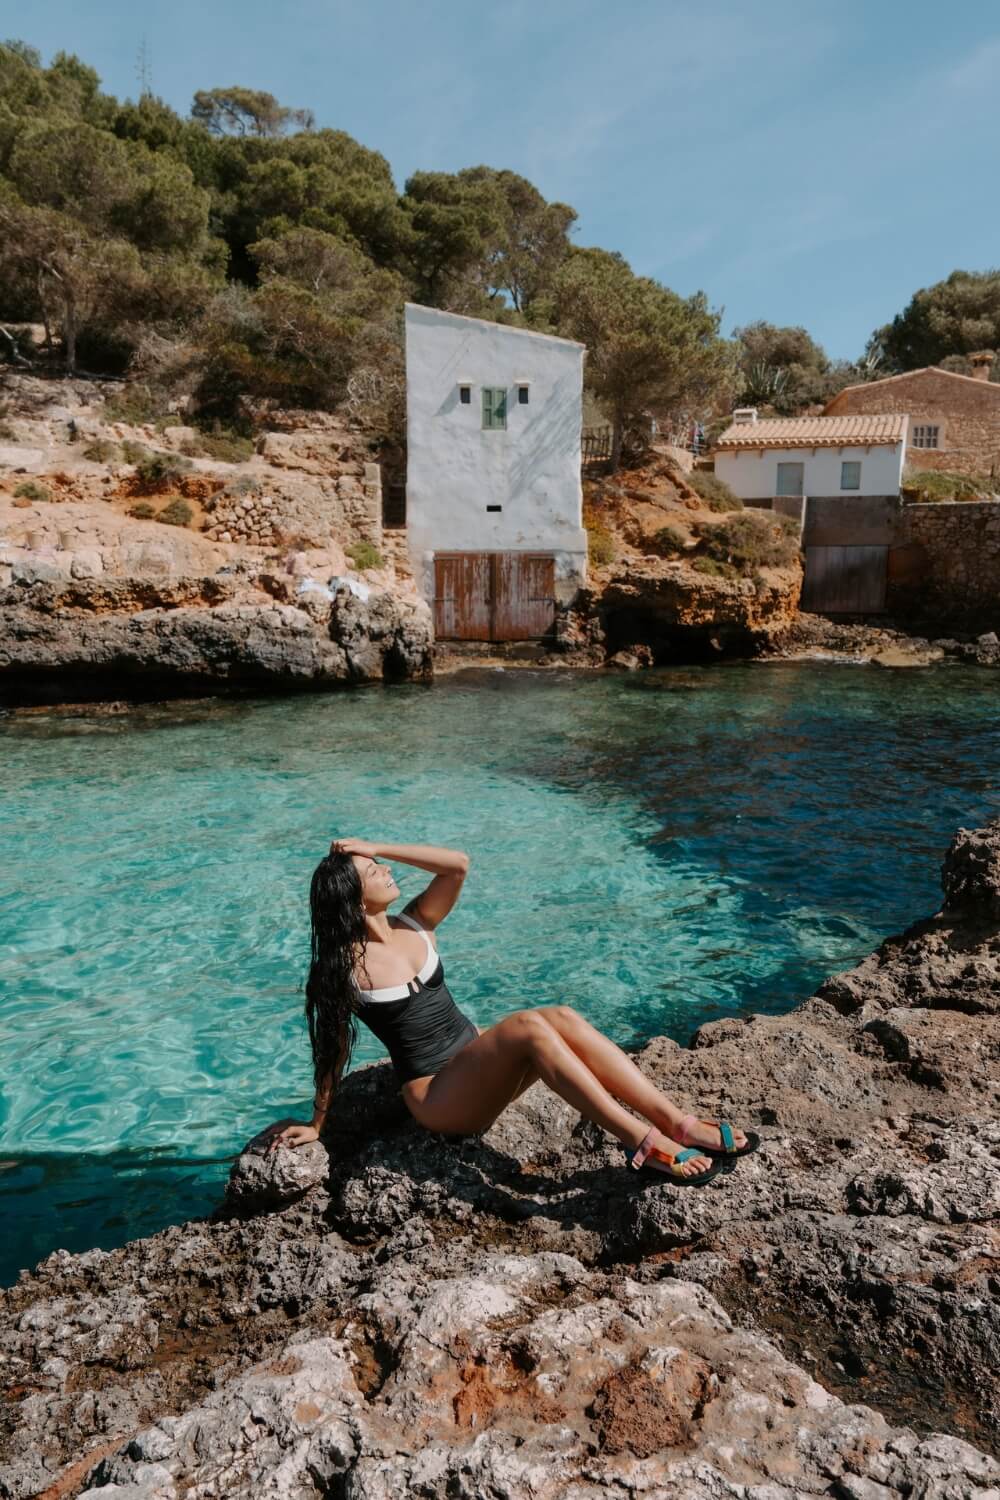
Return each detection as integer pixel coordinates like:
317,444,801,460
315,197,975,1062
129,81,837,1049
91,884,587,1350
7,0,1000,358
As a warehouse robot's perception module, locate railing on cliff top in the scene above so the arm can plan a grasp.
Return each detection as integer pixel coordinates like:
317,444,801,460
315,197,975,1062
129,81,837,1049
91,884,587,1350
581,428,612,466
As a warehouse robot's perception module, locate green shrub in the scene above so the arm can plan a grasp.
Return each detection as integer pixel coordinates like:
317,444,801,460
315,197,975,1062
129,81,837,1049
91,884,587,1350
0,420,18,442
182,428,255,463
104,385,164,425
128,501,156,519
691,556,738,579
903,468,990,502
697,511,800,575
120,439,150,465
226,475,261,496
687,471,743,512
13,480,50,502
650,524,688,557
587,524,616,566
83,438,120,463
134,450,193,487
347,540,383,571
158,496,194,527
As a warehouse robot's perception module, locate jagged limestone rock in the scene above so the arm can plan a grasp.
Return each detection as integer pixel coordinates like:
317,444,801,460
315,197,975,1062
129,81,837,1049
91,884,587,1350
2,821,1000,1497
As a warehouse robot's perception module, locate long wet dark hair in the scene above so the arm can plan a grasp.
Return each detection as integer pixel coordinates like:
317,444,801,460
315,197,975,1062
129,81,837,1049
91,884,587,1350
305,851,368,1094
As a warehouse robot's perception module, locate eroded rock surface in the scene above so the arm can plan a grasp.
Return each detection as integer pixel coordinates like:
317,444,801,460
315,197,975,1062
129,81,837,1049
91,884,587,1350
0,375,424,704
0,572,432,703
2,822,999,1498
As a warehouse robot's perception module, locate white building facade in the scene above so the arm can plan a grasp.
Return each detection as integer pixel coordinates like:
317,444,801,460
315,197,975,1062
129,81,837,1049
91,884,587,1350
713,412,909,505
404,303,587,641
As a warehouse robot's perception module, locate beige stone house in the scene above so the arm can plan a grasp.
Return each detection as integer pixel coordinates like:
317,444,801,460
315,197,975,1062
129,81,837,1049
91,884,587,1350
824,355,1000,478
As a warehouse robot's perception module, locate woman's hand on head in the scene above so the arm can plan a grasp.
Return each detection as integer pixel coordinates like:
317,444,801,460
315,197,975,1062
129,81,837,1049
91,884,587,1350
262,1120,320,1152
330,837,377,859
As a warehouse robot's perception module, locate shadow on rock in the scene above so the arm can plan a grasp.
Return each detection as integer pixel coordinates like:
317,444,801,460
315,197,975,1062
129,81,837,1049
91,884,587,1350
2,821,999,1497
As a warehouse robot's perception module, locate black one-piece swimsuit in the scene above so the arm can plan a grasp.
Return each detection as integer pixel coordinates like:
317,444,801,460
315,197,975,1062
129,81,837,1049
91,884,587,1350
354,913,478,1084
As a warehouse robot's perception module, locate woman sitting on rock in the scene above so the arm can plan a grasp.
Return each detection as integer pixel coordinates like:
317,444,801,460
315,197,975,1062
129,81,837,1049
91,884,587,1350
266,840,758,1185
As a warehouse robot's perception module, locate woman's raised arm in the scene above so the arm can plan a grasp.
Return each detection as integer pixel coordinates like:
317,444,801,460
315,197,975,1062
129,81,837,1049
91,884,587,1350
331,839,470,929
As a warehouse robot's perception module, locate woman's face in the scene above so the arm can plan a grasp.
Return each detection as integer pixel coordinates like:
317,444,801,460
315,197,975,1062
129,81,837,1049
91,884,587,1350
354,854,400,909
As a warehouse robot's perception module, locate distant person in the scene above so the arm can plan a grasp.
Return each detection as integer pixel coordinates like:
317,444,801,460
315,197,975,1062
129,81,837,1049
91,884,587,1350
264,840,758,1186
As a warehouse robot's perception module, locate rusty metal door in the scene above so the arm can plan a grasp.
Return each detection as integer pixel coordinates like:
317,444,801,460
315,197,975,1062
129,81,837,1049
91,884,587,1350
493,553,556,641
434,552,556,640
433,554,493,640
801,545,888,613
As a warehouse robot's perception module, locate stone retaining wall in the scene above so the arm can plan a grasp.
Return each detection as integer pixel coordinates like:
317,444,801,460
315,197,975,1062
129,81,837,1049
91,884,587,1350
201,463,383,549
888,500,1000,627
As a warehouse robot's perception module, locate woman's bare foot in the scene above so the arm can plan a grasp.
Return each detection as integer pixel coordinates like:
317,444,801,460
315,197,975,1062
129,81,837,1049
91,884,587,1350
630,1125,712,1177
673,1117,749,1154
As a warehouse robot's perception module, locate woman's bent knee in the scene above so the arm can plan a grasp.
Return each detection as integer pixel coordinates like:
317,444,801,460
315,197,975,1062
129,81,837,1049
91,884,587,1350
500,1010,556,1050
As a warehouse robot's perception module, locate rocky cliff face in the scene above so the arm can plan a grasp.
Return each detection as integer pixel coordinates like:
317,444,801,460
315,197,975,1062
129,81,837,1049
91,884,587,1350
1,822,998,1498
0,375,427,703
568,458,802,665
0,568,432,704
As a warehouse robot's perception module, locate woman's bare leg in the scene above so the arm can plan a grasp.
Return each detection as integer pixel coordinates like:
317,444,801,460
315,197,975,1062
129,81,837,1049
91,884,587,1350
537,1005,747,1153
402,1010,712,1176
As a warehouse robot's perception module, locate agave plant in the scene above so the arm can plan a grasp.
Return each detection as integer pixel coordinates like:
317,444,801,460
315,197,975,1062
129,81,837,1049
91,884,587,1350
740,361,789,407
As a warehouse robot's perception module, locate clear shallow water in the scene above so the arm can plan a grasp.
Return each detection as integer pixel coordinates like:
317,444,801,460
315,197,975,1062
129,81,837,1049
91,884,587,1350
2,662,998,1285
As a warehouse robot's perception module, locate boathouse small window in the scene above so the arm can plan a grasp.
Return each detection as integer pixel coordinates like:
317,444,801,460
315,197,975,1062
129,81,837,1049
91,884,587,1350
458,384,472,405
775,461,804,497
482,387,507,430
517,384,530,405
840,460,861,491
912,424,939,449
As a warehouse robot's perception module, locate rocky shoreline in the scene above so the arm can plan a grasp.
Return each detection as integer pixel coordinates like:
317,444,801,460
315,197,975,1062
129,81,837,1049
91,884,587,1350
0,566,432,706
1,823,998,1497
5,373,1000,703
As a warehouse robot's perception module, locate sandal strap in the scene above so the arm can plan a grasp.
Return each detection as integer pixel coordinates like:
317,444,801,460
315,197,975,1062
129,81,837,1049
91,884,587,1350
643,1144,708,1177
678,1115,738,1153
630,1128,658,1170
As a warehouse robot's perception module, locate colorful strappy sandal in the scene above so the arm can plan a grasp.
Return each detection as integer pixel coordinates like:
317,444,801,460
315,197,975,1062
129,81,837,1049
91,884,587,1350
677,1115,759,1172
628,1128,722,1188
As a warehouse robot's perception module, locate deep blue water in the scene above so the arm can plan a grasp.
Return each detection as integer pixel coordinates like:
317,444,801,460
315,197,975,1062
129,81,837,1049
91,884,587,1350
1,662,998,1286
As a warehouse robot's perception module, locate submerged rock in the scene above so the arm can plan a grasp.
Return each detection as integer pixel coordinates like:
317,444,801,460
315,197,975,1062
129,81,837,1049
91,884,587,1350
871,643,945,667
2,822,1000,1496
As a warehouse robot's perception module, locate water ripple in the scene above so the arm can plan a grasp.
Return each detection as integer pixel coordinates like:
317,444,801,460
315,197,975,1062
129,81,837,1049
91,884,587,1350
2,663,998,1282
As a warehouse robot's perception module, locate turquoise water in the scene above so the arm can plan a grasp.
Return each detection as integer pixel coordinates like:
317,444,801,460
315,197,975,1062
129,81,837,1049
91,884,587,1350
2,663,999,1285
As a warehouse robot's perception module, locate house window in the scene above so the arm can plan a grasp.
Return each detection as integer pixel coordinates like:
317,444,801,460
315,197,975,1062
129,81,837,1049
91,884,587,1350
517,384,529,405
912,424,939,449
459,385,471,405
775,461,804,497
482,387,507,430
841,460,861,490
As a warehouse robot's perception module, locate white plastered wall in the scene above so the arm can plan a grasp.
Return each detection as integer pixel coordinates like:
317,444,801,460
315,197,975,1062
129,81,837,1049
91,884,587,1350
715,439,907,500
404,304,588,603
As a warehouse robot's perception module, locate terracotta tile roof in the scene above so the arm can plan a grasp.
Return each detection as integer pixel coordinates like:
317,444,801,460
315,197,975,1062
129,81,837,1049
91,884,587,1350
715,413,908,450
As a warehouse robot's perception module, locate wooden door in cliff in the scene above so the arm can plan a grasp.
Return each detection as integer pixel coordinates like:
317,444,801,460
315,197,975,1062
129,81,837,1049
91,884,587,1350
801,545,888,613
434,553,493,639
493,553,556,641
433,553,556,641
